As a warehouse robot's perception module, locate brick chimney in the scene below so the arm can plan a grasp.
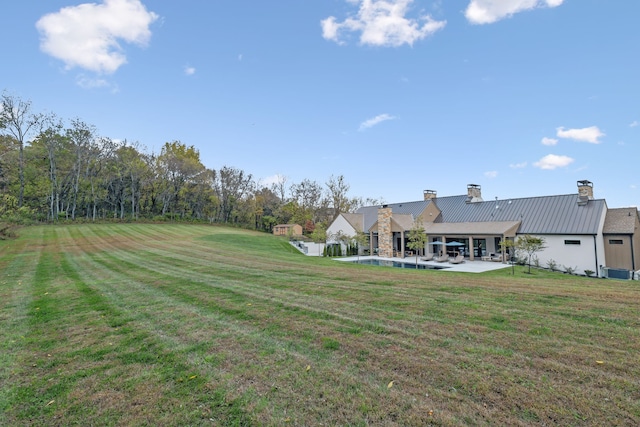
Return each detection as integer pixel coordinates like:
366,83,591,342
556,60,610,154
577,180,593,205
465,184,483,203
423,189,437,200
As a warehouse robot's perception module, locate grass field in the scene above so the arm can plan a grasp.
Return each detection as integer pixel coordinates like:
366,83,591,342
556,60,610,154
1,224,639,426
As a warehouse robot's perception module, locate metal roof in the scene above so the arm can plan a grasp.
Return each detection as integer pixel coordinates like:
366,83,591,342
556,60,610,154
356,200,430,232
432,194,606,234
355,193,606,235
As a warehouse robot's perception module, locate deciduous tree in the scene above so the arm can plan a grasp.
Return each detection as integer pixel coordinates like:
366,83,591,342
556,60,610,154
514,234,546,274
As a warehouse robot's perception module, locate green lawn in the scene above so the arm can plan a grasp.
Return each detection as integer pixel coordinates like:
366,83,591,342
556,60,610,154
1,224,639,426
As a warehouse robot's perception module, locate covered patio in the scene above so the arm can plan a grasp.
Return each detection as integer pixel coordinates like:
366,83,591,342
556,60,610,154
368,220,521,261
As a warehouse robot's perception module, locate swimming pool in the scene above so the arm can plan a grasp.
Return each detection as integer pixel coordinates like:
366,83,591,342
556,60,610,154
349,259,449,270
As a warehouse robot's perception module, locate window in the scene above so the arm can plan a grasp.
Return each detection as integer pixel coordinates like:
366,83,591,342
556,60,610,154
564,240,581,245
609,239,624,245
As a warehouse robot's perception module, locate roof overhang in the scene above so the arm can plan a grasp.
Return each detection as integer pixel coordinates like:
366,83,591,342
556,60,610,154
424,221,521,237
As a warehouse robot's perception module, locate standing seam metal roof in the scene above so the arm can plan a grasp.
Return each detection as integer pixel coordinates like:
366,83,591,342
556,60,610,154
356,194,606,235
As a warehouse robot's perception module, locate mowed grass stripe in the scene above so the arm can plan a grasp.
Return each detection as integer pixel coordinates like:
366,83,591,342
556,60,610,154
61,225,640,381
8,225,255,426
61,226,419,424
65,226,636,422
0,227,47,425
70,225,409,338
3,224,640,425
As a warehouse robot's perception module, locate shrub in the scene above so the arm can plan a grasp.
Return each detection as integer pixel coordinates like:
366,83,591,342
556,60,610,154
563,265,576,275
584,269,595,277
546,259,557,272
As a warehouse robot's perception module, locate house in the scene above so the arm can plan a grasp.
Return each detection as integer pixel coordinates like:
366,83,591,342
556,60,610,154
273,223,303,237
603,207,640,272
326,180,639,278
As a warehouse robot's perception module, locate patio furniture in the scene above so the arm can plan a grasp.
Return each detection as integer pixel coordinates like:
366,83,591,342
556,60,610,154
420,253,434,261
449,255,465,264
434,254,450,263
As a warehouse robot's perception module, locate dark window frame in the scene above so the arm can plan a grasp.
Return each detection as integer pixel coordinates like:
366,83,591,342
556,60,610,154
564,240,581,245
608,239,624,245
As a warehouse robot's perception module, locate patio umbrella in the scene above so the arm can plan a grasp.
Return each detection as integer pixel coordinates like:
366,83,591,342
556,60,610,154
429,241,445,256
446,241,465,256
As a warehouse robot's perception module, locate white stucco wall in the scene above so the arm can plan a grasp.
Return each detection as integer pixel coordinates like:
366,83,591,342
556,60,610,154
518,234,600,276
326,214,357,243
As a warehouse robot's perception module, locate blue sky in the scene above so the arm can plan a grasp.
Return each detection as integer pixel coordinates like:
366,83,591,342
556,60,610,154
2,0,639,208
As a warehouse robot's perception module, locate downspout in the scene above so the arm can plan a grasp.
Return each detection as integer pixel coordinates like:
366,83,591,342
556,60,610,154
630,233,636,272
593,235,599,277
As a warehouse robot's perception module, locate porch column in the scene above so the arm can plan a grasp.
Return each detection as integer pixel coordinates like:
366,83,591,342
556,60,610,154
441,235,446,257
400,233,405,258
369,231,373,255
378,207,393,258
468,236,474,261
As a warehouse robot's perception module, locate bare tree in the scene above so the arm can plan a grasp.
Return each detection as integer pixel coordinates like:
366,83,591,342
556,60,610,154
325,174,358,220
213,166,254,223
33,113,64,220
0,92,44,206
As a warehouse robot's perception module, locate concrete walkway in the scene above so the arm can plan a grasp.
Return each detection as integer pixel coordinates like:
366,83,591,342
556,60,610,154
335,255,511,273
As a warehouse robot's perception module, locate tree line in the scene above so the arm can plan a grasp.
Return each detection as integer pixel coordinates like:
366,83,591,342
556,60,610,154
0,92,381,237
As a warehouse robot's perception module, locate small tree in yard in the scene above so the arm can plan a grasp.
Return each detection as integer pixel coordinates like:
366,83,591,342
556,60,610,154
351,231,369,261
406,220,427,266
514,235,546,274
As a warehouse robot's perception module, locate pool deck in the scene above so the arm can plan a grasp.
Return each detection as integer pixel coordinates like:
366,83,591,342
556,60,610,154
335,255,511,273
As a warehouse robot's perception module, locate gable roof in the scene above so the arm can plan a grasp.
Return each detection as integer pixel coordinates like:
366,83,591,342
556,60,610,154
341,213,364,232
432,194,606,235
354,193,606,235
603,207,639,234
356,200,431,232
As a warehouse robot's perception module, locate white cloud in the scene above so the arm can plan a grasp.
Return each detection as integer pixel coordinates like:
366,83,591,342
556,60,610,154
358,113,396,131
76,75,109,89
630,120,638,128
484,171,498,178
465,0,564,25
36,0,158,74
184,66,196,76
541,137,557,146
533,154,574,170
556,126,605,144
509,161,527,169
321,0,446,47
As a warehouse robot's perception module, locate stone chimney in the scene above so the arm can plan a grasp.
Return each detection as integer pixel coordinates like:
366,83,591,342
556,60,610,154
465,184,483,203
377,206,393,258
423,189,437,200
577,180,593,205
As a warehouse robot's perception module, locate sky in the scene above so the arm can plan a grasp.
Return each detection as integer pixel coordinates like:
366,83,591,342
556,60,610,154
2,0,639,208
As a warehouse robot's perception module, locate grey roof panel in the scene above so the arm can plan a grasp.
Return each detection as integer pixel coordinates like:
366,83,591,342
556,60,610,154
356,200,430,232
433,194,606,234
356,193,606,235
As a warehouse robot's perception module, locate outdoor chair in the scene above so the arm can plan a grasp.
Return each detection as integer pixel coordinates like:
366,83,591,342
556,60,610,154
434,254,450,263
449,255,465,264
420,253,434,261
